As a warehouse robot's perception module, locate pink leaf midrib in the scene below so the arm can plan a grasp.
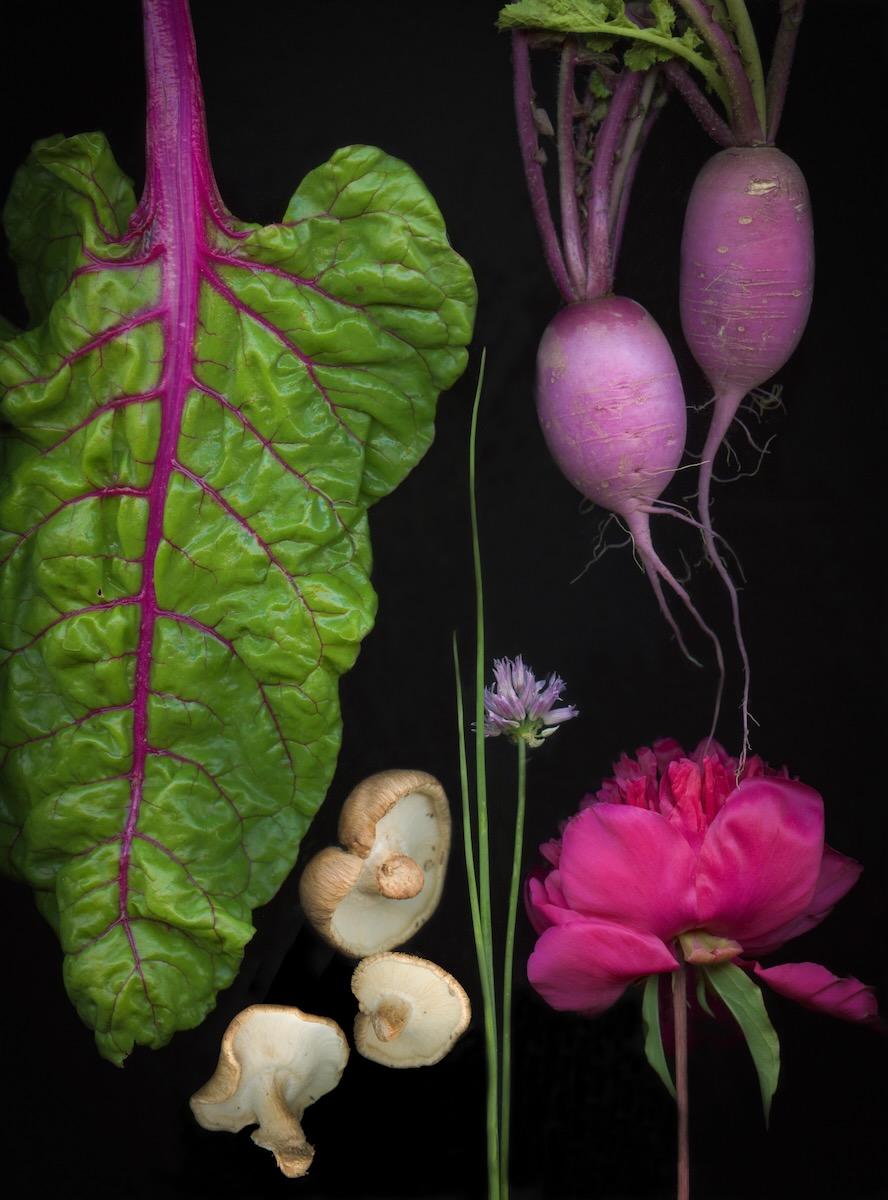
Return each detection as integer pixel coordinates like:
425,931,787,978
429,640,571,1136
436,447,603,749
120,0,217,967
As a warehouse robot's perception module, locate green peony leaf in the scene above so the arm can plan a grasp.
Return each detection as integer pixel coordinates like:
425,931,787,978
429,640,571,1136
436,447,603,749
641,972,676,1099
702,962,781,1125
695,965,716,1018
0,129,475,1063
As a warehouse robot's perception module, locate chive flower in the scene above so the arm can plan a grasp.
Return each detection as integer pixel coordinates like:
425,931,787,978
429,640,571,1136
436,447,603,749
482,655,578,748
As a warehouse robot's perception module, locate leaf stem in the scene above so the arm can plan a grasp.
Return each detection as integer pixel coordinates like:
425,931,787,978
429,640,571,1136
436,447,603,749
454,641,482,981
512,32,576,303
661,61,736,148
455,637,500,1200
558,39,586,297
499,738,527,1200
723,0,767,137
764,0,806,143
585,69,642,298
141,0,220,220
608,67,663,280
671,0,764,143
469,353,501,1200
456,352,503,1198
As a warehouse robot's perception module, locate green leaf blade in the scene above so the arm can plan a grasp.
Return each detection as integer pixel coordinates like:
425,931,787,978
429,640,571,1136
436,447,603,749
702,962,781,1125
1,131,476,1063
642,973,677,1099
3,133,137,328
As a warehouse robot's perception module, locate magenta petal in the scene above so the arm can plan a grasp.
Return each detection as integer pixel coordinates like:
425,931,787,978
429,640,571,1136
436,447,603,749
527,918,679,1016
525,873,553,935
744,845,864,956
753,961,880,1024
540,837,562,868
809,844,864,909
696,778,825,948
558,805,698,941
526,872,574,934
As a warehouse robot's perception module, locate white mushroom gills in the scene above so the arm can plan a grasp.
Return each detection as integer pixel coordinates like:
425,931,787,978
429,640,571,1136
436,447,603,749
299,770,451,957
352,952,471,1067
189,1004,349,1178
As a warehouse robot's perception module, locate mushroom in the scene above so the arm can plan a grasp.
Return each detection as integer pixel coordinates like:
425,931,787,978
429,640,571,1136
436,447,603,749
299,768,451,957
189,1004,349,1178
351,952,471,1067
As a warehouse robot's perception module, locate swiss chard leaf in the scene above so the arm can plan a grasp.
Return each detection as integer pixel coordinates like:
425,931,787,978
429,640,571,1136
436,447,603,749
0,124,475,1063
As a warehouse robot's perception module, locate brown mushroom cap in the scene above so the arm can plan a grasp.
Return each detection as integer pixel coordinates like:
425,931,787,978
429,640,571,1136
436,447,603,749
189,1004,349,1178
299,769,451,957
351,952,471,1067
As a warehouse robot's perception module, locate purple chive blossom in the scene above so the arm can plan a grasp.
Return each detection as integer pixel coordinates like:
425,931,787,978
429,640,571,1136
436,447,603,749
483,656,578,748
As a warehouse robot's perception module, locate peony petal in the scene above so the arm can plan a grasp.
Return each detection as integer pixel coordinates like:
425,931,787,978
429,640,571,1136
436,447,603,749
744,845,863,956
525,871,574,934
558,805,698,941
527,917,679,1016
652,738,687,772
696,778,825,949
659,759,706,840
539,837,562,868
752,961,880,1024
525,872,554,935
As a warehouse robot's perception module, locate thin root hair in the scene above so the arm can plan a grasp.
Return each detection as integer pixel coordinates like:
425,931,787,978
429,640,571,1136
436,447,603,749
712,417,777,481
572,512,633,582
733,410,778,456
690,394,716,416
746,382,785,416
674,545,693,588
667,457,705,475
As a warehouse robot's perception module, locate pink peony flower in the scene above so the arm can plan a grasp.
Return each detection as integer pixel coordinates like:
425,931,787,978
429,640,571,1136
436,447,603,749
527,739,878,1024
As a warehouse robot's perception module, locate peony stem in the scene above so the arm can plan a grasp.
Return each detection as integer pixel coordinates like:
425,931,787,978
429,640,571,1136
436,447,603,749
673,961,690,1200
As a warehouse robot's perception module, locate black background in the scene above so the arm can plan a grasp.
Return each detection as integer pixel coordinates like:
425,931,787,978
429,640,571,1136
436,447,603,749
1,3,885,1198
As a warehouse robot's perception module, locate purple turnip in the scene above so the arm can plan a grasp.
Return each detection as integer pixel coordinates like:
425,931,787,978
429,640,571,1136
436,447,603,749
681,141,814,560
536,296,722,677
669,2,813,756
510,31,723,706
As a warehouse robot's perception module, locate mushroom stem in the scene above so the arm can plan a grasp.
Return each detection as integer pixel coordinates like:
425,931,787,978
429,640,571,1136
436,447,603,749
249,1074,314,1179
375,853,425,899
371,996,412,1042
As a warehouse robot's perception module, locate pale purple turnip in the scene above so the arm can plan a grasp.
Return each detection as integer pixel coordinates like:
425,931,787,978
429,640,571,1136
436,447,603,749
512,31,725,712
502,0,813,754
536,297,719,669
681,143,814,546
679,150,813,754
668,2,813,756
